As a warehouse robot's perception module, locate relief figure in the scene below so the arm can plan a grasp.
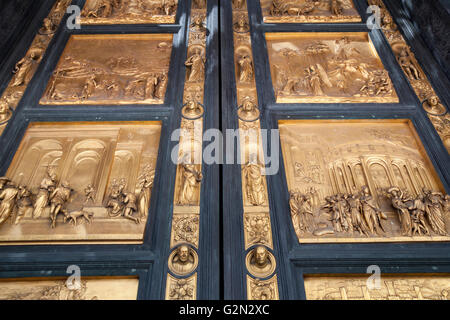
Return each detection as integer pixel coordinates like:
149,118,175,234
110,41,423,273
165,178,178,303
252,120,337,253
15,186,33,225
185,49,205,82
423,189,447,236
49,181,72,228
0,182,19,225
137,168,155,218
178,162,203,205
12,50,41,87
397,48,421,80
243,163,266,206
238,55,253,83
33,168,57,219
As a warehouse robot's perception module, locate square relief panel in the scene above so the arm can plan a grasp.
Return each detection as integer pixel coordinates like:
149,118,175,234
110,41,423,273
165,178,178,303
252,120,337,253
304,274,450,300
40,34,173,105
266,33,399,103
279,120,450,243
0,121,161,244
0,277,138,300
260,0,361,23
81,0,178,24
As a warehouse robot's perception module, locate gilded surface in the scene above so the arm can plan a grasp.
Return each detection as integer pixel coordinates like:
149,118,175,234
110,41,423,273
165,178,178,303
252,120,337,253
40,34,173,105
81,0,178,24
166,273,197,300
267,33,398,103
246,246,277,278
170,214,200,247
244,212,273,249
0,277,138,300
260,0,361,23
0,122,161,244
368,0,450,153
247,275,279,300
279,120,449,243
304,274,450,300
232,1,279,300
0,0,71,135
168,244,199,276
165,0,207,300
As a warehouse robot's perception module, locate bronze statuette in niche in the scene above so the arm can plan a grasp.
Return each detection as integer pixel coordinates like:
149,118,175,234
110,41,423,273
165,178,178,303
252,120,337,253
81,0,178,24
304,274,450,300
40,34,173,105
260,0,361,23
0,122,161,245
279,120,449,243
266,33,399,103
168,244,199,276
0,277,138,300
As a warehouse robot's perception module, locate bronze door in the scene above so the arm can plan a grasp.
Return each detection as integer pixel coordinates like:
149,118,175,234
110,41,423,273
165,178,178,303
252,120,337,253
221,0,450,300
0,0,219,300
0,0,449,301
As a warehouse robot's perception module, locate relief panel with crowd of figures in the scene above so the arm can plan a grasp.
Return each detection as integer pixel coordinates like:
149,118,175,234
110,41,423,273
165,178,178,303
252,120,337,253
0,277,138,300
304,274,450,300
280,120,450,243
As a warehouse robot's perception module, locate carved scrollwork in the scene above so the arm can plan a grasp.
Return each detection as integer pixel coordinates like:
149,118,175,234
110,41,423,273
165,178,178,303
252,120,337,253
171,215,200,247
166,274,197,300
247,275,279,300
244,213,272,248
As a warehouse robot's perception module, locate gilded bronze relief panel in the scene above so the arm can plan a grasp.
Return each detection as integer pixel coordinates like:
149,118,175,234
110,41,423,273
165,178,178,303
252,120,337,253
0,277,139,300
304,274,450,300
0,121,161,244
266,33,399,103
40,34,173,105
279,120,450,243
81,0,179,24
260,0,361,23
